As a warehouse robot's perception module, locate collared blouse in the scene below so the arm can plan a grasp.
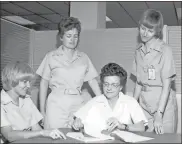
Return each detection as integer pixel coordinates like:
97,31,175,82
74,92,148,130
132,39,176,86
1,90,43,130
36,46,98,92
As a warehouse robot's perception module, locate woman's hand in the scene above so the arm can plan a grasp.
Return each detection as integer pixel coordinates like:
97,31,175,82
72,118,84,131
106,117,121,132
41,129,66,139
153,112,164,134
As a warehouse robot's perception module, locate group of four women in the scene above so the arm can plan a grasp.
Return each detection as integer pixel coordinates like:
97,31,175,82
1,9,177,142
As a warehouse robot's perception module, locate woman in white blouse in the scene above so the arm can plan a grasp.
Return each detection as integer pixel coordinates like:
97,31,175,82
72,63,148,134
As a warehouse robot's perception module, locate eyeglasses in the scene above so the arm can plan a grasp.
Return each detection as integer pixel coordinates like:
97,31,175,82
103,82,120,89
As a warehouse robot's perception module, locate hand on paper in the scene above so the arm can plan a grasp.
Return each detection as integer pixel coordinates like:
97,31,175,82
72,117,84,131
41,129,66,139
153,113,164,134
106,117,120,132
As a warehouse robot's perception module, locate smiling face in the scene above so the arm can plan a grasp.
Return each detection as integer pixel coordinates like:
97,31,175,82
13,80,31,97
61,28,79,49
103,76,122,100
139,24,156,43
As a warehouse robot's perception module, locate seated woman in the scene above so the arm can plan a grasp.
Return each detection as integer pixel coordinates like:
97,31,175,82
72,63,148,135
1,61,66,143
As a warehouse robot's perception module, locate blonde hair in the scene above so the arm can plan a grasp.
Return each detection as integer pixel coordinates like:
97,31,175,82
139,9,164,38
1,61,35,91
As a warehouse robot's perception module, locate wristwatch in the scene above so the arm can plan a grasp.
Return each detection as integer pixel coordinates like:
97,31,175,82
123,124,129,131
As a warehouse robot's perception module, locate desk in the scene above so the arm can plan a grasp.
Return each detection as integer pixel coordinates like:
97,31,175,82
12,128,181,143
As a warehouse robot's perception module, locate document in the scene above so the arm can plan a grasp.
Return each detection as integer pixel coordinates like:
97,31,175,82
112,130,154,143
66,132,114,143
82,106,108,138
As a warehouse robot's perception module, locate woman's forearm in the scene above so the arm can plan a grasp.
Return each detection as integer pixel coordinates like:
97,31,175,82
133,82,142,100
127,121,145,132
157,78,171,113
5,130,42,142
88,78,102,96
39,78,49,114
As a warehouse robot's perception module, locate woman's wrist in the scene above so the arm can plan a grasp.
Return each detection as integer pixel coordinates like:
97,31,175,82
155,110,163,116
118,123,129,131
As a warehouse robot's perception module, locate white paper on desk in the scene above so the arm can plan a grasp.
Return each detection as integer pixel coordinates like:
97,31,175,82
66,132,114,143
112,130,154,143
83,106,108,138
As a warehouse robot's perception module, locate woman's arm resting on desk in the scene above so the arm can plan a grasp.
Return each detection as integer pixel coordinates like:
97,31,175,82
106,117,145,132
133,82,142,100
124,121,146,132
88,78,102,96
1,124,43,142
1,124,66,142
39,78,49,115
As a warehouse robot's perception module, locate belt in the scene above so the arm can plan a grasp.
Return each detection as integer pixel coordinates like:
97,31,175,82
141,85,162,92
51,87,81,95
64,88,81,95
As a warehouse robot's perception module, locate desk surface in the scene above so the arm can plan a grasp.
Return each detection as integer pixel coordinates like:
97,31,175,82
12,128,181,143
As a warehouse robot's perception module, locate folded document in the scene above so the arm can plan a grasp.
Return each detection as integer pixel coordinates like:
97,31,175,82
112,130,154,143
66,132,114,143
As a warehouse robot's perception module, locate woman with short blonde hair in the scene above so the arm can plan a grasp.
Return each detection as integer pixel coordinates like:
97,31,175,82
1,61,66,143
132,9,178,134
1,61,34,91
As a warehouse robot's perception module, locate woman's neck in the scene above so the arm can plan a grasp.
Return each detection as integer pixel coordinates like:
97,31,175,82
62,45,75,59
145,37,158,50
7,90,19,105
107,95,119,109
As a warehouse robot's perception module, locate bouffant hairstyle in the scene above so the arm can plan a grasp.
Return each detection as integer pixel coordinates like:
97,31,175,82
139,9,164,38
1,61,34,91
100,63,127,87
58,17,81,38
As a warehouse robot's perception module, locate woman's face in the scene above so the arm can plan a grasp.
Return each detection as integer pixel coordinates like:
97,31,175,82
61,28,79,49
103,76,122,100
13,80,31,97
139,24,156,43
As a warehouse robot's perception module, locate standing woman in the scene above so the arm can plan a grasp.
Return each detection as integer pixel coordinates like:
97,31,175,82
132,9,178,134
36,17,101,129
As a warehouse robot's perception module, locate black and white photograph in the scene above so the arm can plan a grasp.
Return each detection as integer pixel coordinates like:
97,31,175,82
0,1,182,143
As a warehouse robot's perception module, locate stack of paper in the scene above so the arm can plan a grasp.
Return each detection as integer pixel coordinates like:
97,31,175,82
66,132,114,143
112,130,154,143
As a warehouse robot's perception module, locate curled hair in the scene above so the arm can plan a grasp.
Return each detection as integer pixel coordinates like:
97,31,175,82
139,9,164,38
58,17,81,38
1,61,35,91
100,63,127,87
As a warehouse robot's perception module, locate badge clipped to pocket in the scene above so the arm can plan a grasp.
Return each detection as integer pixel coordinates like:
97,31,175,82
148,65,156,80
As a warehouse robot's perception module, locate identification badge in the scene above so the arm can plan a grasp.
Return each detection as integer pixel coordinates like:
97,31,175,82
148,66,156,80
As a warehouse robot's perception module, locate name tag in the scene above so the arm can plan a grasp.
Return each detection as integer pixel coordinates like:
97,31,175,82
148,66,156,80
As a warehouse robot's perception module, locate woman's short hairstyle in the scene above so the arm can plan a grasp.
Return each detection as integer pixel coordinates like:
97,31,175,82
58,17,81,38
100,63,127,87
139,9,164,38
1,61,35,91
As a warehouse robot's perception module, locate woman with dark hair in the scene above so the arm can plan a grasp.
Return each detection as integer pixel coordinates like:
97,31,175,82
132,9,178,134
36,17,101,129
71,63,148,136
1,61,66,143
